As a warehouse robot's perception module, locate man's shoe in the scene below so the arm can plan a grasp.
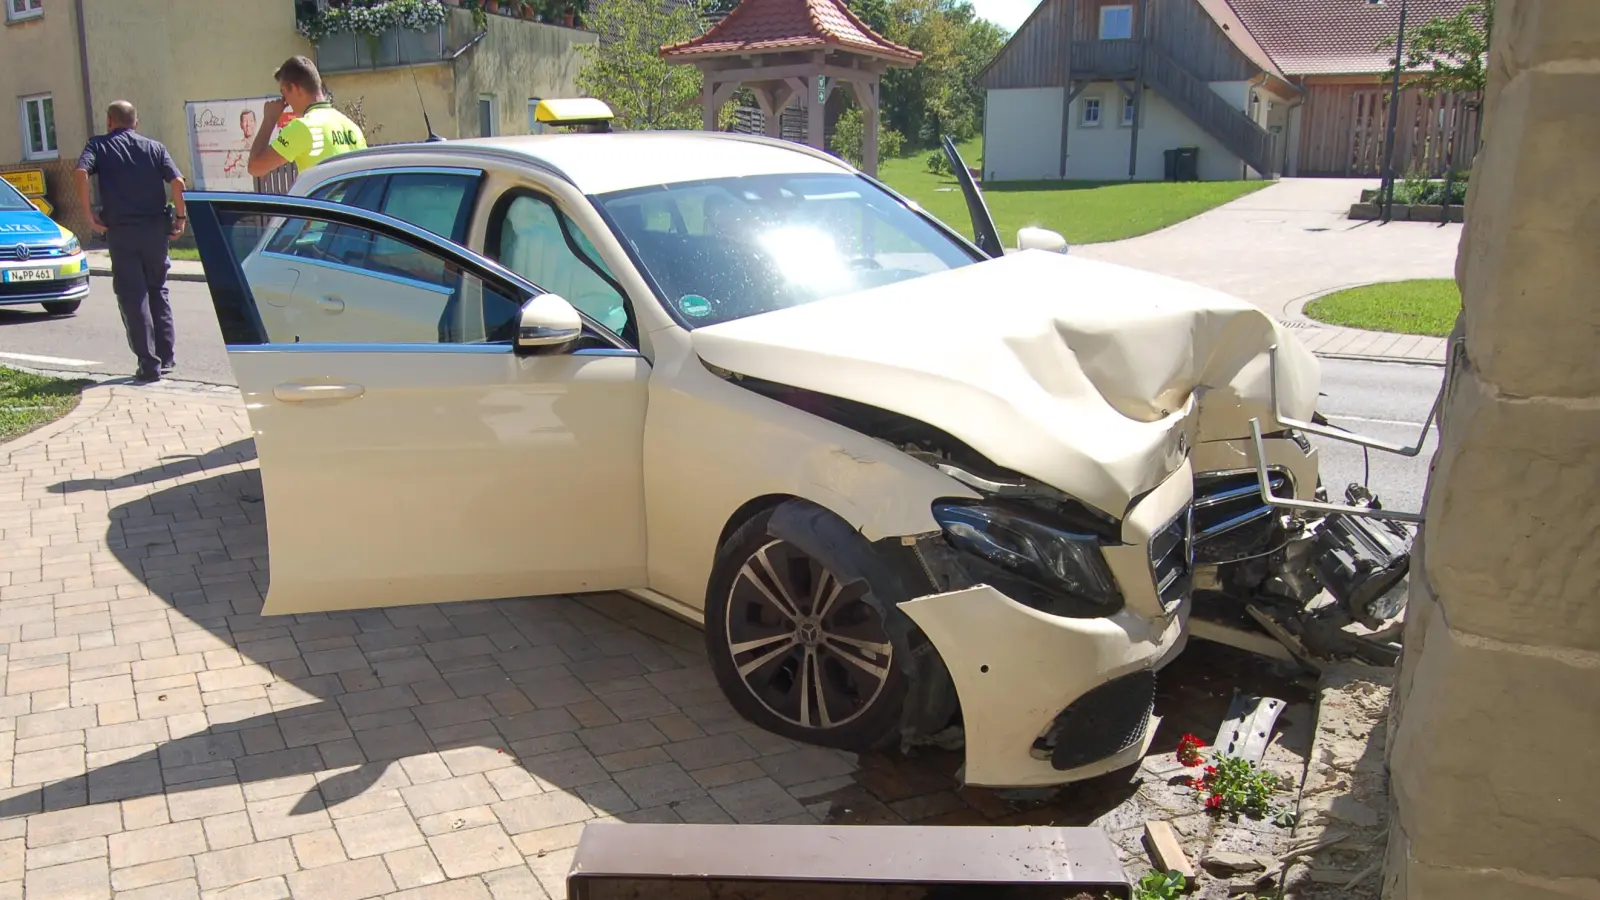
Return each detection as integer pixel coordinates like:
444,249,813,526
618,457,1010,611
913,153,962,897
132,369,161,384
159,361,176,374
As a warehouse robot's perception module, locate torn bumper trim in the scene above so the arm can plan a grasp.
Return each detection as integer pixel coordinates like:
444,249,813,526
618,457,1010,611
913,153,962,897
898,584,1187,788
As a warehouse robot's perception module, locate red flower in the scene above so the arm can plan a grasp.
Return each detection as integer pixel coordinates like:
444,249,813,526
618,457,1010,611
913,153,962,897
1175,733,1207,767
1205,794,1224,810
1204,765,1218,776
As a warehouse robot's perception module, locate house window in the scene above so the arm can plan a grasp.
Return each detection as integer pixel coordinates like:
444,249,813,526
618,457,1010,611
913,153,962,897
1081,97,1102,127
6,0,42,22
1099,4,1133,40
20,94,57,160
1121,95,1137,126
478,95,497,137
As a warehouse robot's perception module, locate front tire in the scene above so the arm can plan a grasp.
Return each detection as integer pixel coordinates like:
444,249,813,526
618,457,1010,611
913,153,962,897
42,300,81,316
705,501,914,752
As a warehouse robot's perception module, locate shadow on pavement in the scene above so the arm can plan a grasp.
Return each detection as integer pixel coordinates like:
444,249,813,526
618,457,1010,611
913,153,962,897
3,455,1310,836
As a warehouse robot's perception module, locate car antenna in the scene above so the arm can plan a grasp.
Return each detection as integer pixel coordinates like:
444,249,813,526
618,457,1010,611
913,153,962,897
402,37,445,142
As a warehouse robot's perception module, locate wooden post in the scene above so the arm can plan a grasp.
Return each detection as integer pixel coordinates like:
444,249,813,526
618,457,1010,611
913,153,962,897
1060,0,1077,177
1127,0,1149,180
807,72,827,151
851,80,880,175
702,74,721,132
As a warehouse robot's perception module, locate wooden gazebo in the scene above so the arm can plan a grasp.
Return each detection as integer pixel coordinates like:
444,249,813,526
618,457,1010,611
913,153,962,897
660,0,921,176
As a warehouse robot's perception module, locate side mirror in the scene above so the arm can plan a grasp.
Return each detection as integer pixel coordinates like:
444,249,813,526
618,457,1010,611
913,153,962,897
515,293,582,353
1016,227,1069,254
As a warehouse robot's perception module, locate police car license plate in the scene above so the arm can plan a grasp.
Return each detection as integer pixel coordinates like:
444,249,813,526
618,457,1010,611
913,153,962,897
4,268,54,283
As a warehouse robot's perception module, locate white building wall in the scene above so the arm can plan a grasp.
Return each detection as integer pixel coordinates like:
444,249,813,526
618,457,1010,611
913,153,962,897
1063,84,1247,181
982,87,1064,182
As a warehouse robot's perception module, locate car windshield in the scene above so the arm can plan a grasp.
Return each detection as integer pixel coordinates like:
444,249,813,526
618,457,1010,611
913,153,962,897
0,180,35,212
595,173,980,328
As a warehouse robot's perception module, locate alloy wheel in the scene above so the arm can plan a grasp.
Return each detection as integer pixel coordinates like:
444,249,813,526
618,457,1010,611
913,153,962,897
724,540,894,730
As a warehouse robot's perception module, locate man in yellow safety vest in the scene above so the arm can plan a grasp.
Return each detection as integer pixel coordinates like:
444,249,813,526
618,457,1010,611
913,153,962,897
248,56,367,179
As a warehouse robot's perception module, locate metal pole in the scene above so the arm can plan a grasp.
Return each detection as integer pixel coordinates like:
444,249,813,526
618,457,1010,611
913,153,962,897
1380,0,1408,223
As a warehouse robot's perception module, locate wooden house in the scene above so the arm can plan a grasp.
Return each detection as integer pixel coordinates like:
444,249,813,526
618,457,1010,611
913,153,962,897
980,0,1477,182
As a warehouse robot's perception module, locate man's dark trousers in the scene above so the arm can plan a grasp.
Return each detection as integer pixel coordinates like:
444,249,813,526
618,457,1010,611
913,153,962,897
106,225,174,377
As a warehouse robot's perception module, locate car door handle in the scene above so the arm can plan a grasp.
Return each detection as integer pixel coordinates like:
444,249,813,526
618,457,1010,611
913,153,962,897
317,296,345,313
273,383,365,403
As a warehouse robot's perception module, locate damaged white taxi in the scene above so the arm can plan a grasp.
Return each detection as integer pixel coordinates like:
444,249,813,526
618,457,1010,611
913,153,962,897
184,112,1414,788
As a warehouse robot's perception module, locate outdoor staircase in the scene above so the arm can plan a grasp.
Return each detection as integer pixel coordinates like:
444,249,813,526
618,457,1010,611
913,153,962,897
1143,46,1277,177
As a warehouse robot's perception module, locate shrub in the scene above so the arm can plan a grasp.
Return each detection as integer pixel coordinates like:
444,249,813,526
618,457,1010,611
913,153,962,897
828,107,905,169
926,150,952,177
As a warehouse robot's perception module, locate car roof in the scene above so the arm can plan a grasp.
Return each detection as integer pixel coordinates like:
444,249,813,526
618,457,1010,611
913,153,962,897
347,132,856,196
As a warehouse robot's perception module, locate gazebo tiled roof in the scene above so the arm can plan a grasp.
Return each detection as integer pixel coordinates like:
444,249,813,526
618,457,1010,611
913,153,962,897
660,0,922,65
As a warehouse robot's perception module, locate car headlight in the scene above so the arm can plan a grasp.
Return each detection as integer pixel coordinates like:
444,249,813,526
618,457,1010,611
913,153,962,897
932,502,1122,606
60,235,80,255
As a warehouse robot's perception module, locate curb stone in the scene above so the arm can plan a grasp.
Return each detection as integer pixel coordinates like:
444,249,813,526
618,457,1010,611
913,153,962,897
0,381,114,461
1284,286,1450,367
89,264,206,283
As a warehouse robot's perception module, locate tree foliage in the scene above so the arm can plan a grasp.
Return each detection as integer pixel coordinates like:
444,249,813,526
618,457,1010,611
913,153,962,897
828,106,905,167
1379,0,1493,101
606,0,1009,147
577,0,717,131
878,0,1007,148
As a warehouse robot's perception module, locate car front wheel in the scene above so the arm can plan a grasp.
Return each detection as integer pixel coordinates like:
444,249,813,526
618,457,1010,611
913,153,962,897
705,500,915,752
43,300,81,316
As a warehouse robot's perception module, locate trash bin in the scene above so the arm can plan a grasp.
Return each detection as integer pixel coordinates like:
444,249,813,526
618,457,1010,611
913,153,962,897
1163,147,1200,182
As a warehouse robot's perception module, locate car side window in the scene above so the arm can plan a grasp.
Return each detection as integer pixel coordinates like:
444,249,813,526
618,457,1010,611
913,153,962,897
488,192,632,340
236,211,523,345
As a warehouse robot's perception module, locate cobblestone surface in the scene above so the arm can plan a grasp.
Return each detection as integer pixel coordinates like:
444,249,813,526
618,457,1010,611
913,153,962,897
0,383,1315,898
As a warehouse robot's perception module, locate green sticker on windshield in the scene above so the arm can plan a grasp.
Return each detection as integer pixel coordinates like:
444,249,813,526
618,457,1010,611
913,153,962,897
679,295,712,318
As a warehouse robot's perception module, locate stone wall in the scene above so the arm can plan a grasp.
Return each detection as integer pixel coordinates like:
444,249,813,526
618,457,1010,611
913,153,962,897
1382,2,1600,899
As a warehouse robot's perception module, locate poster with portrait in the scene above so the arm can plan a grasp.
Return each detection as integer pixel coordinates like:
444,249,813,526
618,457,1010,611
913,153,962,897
185,97,299,192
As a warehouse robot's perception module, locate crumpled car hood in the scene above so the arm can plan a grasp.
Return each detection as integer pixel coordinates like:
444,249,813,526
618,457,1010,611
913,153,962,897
690,250,1320,518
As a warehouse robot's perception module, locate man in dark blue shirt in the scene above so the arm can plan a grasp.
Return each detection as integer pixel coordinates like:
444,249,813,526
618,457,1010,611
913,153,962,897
74,101,187,383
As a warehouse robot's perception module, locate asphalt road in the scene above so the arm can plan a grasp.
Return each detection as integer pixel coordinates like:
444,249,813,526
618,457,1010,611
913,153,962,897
0,274,1445,511
0,276,234,386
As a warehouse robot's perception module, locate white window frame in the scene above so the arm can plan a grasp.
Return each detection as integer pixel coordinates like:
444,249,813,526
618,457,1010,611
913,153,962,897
1098,4,1133,40
1081,96,1103,128
478,94,498,138
19,93,58,160
6,0,43,23
1120,95,1137,127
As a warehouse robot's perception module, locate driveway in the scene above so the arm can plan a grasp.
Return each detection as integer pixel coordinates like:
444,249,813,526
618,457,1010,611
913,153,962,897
1075,179,1461,362
0,383,1311,900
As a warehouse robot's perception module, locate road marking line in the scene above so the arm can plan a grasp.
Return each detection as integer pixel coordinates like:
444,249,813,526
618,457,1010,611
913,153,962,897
0,351,104,367
1325,413,1431,428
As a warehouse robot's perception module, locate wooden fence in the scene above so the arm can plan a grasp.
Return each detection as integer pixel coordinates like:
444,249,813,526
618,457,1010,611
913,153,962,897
1296,82,1480,177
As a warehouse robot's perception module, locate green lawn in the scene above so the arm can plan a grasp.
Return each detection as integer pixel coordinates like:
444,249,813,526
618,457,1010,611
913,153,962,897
877,138,1270,245
169,246,201,261
1304,279,1461,337
0,367,90,444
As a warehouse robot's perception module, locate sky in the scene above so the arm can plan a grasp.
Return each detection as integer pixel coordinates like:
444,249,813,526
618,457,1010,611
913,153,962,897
970,0,1040,33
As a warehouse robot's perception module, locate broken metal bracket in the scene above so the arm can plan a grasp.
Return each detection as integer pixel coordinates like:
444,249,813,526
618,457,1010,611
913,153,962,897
1268,344,1442,457
1213,692,1287,765
1249,418,1425,524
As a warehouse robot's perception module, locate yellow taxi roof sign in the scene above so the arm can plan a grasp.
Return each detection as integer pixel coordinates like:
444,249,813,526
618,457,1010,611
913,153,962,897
534,98,614,126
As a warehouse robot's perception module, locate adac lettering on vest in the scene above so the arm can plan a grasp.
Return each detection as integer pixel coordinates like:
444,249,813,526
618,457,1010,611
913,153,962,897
331,129,359,147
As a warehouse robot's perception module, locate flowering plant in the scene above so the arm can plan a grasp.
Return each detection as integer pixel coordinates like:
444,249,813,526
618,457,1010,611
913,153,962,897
297,0,448,41
1174,734,1283,820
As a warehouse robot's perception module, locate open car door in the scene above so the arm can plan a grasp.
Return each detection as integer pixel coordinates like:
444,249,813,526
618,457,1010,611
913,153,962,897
941,136,1004,259
188,192,650,615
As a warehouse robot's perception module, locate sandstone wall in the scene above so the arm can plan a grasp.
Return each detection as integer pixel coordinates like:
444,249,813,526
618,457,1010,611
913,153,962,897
1383,2,1600,898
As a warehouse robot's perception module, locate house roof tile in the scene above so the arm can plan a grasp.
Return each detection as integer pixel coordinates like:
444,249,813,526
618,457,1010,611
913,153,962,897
660,0,922,64
1225,0,1476,76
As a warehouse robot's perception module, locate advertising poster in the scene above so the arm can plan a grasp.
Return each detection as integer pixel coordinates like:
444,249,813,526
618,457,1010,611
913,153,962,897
185,97,299,191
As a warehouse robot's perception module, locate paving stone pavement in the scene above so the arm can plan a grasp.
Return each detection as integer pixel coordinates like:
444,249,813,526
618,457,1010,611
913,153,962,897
5,383,1144,900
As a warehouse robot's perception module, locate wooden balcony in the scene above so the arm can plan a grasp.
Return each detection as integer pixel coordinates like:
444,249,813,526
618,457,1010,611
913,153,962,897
1070,40,1143,77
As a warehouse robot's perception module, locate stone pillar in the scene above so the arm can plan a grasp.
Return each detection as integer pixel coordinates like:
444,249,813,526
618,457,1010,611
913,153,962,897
1383,3,1600,899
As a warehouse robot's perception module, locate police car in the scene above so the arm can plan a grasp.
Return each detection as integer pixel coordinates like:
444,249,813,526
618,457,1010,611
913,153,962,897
0,178,89,315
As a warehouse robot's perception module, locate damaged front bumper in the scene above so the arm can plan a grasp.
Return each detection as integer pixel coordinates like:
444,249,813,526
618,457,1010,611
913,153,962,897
897,460,1197,788
900,585,1186,787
